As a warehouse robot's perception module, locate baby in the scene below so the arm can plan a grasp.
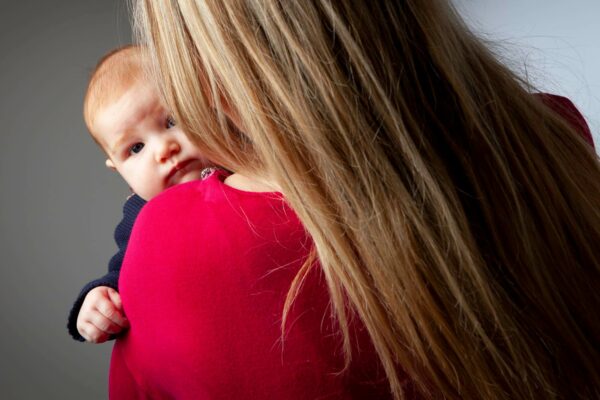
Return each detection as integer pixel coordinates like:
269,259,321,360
67,45,210,343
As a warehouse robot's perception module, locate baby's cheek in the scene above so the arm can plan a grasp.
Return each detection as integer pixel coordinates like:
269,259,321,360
137,182,165,201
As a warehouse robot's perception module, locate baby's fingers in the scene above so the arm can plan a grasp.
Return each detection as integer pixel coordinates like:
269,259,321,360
78,321,112,344
107,288,123,311
97,298,129,329
89,312,125,336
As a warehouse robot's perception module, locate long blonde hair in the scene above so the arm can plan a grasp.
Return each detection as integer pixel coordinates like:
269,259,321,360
133,1,600,398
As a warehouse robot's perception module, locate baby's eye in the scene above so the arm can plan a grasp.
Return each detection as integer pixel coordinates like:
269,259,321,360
166,116,176,129
129,142,145,155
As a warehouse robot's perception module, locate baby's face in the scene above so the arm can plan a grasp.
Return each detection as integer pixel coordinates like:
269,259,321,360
92,81,209,200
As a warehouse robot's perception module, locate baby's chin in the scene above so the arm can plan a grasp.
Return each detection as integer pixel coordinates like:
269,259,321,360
141,171,204,200
174,167,204,185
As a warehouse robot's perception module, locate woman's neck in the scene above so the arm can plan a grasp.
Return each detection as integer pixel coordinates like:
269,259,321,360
224,172,280,193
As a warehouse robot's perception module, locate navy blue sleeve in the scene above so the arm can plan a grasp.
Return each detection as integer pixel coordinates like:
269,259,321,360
67,195,147,342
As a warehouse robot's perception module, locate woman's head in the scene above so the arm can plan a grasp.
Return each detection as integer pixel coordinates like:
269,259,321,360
132,1,466,178
133,1,600,399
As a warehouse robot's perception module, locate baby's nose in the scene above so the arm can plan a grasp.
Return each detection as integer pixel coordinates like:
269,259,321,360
156,140,181,162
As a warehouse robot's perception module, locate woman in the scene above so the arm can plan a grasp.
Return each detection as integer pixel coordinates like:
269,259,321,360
114,0,600,399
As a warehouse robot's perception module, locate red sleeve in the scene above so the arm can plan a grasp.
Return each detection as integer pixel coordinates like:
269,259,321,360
535,93,595,149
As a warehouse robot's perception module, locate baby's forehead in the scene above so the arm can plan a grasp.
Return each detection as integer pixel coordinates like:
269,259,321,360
91,77,154,116
94,80,161,123
84,46,149,129
91,81,164,145
115,81,165,122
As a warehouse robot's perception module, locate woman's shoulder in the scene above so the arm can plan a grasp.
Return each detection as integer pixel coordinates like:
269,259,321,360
142,178,203,211
535,93,594,148
146,169,282,210
133,168,295,238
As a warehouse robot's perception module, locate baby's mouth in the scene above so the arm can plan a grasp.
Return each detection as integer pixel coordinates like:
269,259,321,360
167,160,193,182
166,159,204,185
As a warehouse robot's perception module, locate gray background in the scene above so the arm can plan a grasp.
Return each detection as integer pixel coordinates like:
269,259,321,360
0,1,131,399
0,1,598,399
456,0,600,146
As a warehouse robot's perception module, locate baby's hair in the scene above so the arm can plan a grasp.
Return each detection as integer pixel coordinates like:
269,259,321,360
83,45,145,147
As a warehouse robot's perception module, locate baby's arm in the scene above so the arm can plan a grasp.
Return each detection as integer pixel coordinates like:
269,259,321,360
67,271,121,341
67,194,146,342
77,286,129,343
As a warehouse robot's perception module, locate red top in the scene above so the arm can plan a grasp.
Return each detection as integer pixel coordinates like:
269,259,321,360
109,170,393,399
535,93,595,149
109,94,593,399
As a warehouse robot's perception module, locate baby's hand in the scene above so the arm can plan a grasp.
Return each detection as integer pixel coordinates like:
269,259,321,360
77,286,129,343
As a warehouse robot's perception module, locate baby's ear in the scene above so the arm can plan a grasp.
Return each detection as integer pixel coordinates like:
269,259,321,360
105,159,117,171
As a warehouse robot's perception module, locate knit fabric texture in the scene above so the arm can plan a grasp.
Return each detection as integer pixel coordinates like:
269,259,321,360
67,194,146,342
